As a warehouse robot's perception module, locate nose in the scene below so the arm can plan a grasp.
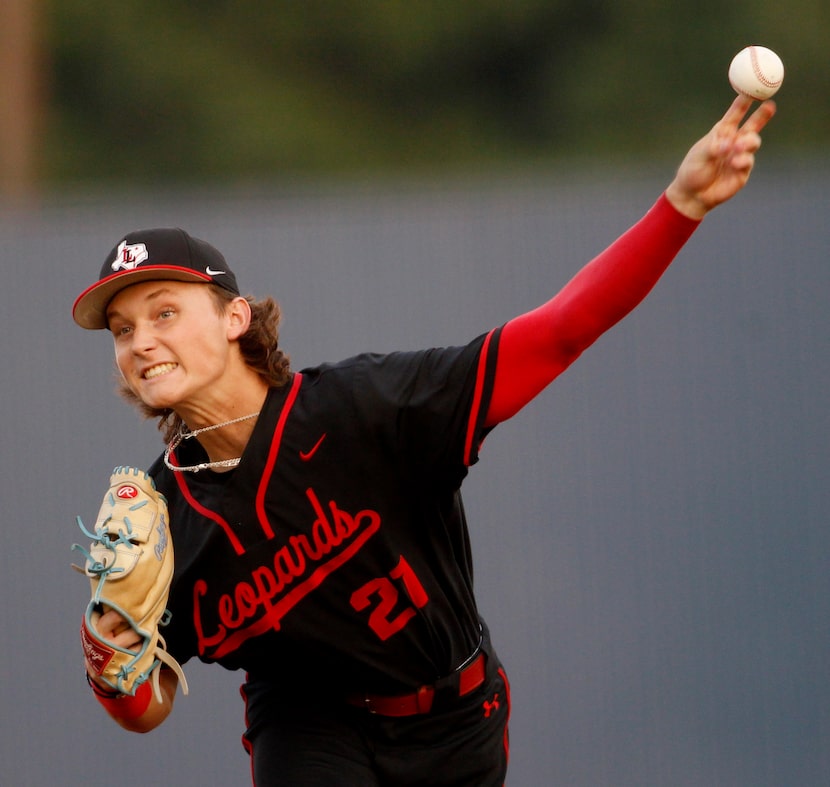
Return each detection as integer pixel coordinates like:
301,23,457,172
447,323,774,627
130,320,158,355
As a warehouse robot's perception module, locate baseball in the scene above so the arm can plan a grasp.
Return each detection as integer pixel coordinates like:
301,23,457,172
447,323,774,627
728,46,784,100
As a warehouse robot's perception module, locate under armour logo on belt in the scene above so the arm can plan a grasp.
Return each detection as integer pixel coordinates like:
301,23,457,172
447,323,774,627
482,692,500,718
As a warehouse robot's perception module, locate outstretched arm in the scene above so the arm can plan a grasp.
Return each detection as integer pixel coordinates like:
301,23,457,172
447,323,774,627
486,96,777,427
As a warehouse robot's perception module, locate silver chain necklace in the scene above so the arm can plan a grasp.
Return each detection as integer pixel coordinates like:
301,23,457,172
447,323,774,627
163,411,261,473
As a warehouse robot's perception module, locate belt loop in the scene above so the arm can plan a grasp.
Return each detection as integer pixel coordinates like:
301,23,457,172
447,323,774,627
458,652,486,696
415,685,434,714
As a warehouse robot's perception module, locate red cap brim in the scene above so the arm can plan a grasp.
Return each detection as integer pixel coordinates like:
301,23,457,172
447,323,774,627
72,265,213,330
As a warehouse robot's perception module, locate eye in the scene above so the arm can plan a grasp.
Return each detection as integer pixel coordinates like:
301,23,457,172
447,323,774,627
158,308,176,320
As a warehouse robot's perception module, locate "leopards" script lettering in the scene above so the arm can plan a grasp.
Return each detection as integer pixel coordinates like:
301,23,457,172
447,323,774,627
193,487,381,659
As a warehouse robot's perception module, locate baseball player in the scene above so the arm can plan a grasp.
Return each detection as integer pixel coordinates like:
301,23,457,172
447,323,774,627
74,97,775,786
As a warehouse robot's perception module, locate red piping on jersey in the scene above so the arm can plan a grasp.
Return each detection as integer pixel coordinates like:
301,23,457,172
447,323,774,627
240,679,256,785
499,665,512,769
463,328,496,466
169,454,246,556
255,372,304,540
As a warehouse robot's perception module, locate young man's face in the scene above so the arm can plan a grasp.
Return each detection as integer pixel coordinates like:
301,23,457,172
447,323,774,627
106,280,236,413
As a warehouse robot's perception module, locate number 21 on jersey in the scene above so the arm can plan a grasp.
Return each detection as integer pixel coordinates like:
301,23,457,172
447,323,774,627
349,556,429,641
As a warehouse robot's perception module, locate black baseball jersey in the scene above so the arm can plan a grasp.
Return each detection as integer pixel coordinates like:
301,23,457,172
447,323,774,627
149,328,503,696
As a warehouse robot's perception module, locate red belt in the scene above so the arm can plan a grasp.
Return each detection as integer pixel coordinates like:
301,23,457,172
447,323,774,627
348,653,486,717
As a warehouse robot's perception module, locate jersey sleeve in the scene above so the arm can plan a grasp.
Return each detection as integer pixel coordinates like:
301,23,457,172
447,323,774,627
343,329,502,486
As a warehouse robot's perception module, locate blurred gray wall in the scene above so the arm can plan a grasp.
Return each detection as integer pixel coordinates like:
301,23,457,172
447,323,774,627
1,158,827,786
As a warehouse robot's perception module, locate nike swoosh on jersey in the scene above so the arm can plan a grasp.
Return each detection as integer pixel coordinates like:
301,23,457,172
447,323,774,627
299,433,327,461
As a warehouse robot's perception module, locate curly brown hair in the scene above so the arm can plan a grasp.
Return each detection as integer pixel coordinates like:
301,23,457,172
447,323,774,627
117,284,292,443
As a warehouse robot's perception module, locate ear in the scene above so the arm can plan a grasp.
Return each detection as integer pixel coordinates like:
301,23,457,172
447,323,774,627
225,296,252,341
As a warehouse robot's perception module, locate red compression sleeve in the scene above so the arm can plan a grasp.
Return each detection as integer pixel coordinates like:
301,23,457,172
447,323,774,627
486,193,700,426
92,678,153,721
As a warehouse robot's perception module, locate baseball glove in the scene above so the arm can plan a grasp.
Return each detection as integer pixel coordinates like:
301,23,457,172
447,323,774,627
73,466,188,702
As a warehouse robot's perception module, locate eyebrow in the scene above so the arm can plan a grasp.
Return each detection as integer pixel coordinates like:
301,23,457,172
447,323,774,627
106,286,177,323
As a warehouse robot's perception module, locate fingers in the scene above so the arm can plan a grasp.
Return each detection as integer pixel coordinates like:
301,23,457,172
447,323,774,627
741,99,777,135
727,150,757,174
112,628,143,650
710,97,775,170
95,607,142,650
712,96,774,147
720,95,755,130
97,606,127,633
717,96,776,138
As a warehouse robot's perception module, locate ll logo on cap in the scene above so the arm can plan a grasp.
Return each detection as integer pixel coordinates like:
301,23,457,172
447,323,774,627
111,240,149,272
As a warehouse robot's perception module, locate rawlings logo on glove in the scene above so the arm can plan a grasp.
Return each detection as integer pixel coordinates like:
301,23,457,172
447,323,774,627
73,467,188,702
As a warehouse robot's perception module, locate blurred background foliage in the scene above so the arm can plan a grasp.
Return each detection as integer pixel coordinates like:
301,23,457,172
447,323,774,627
42,0,830,186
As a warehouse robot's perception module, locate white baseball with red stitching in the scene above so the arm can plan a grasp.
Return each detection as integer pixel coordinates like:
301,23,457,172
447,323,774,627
728,46,784,100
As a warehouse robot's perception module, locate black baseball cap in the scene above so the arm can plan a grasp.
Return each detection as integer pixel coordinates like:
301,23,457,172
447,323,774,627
73,228,240,330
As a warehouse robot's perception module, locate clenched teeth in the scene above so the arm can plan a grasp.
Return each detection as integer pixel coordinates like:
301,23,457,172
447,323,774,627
144,363,177,380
